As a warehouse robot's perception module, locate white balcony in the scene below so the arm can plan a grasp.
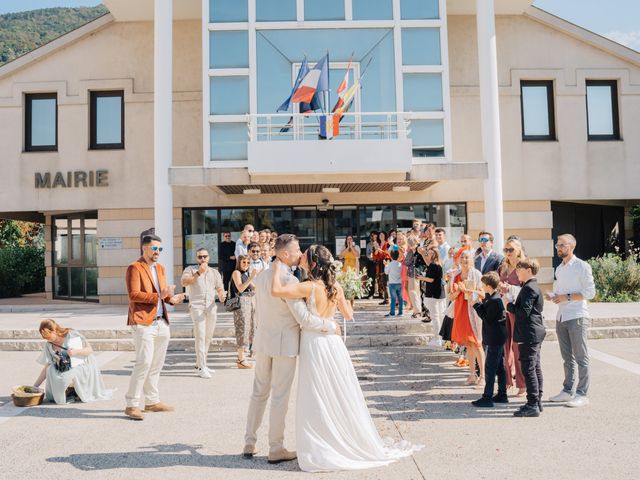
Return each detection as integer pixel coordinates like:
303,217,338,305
246,112,419,177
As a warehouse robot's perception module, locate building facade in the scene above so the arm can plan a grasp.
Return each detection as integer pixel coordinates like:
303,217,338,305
0,0,638,303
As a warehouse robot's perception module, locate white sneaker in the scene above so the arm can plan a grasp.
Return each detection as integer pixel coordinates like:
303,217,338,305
198,368,213,379
549,390,574,402
566,395,589,408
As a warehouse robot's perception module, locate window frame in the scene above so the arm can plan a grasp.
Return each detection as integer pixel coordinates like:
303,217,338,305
585,79,620,141
90,90,125,150
24,92,58,152
520,80,556,141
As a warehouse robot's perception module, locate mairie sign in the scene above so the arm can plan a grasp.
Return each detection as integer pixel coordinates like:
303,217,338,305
34,170,109,189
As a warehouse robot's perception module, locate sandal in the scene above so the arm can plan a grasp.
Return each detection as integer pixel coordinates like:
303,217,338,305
237,359,253,369
411,313,420,319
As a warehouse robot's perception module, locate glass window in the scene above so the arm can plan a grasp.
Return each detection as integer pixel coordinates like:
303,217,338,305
209,0,247,22
210,31,249,68
90,91,124,149
84,218,97,265
360,206,394,237
184,209,219,266
25,93,57,151
402,28,441,65
55,267,69,297
210,77,249,115
70,267,84,299
211,123,248,160
54,218,68,264
220,208,256,241
433,204,467,241
257,0,296,21
586,80,620,140
400,0,439,19
410,119,444,157
403,73,442,111
353,0,392,20
520,81,555,140
257,208,292,234
304,0,344,20
292,208,317,252
86,268,98,300
395,205,431,232
70,218,82,262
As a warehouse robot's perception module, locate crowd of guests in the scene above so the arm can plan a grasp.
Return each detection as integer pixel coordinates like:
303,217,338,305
360,222,596,417
31,223,596,423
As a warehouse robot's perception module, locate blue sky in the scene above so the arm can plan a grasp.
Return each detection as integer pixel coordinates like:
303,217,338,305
0,0,638,51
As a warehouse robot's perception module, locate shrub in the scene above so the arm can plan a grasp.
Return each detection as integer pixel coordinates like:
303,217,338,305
0,246,45,298
587,248,640,302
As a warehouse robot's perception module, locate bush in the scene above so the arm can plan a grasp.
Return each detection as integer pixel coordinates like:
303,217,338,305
587,249,640,302
0,246,45,298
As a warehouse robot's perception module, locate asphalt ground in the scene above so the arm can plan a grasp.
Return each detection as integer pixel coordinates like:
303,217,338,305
1,338,639,480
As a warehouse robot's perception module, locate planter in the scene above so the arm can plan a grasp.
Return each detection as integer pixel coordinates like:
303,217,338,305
11,385,44,407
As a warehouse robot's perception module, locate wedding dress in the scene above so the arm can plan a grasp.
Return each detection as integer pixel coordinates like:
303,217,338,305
296,283,423,472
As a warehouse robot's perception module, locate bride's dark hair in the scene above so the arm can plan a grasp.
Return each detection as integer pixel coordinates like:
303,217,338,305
305,245,338,302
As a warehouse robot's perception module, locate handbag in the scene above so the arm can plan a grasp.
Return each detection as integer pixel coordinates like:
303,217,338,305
224,280,242,312
48,342,72,373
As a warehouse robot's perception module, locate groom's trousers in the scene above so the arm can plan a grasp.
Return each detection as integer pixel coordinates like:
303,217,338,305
245,352,297,451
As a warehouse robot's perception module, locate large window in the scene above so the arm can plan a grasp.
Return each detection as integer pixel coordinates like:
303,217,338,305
90,91,124,149
586,80,620,141
52,213,98,301
25,93,57,152
184,204,466,266
520,80,555,141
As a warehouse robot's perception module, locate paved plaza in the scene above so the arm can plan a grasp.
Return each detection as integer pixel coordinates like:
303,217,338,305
1,335,639,480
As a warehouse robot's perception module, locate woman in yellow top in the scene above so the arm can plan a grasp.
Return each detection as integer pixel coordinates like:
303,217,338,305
338,235,360,272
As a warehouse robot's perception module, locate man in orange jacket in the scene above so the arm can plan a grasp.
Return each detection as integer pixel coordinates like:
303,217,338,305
124,234,184,420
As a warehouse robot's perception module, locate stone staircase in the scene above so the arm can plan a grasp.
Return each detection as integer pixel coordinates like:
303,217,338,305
2,307,640,351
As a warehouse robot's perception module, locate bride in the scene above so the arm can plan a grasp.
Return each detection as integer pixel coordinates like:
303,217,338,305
271,244,423,472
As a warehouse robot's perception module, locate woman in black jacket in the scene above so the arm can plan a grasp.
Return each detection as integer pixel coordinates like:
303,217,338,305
507,258,546,417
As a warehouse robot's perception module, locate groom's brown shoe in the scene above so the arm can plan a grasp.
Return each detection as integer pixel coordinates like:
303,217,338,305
268,448,297,464
242,444,257,458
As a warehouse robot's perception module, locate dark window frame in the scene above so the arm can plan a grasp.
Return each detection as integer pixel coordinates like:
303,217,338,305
586,79,620,141
90,90,125,150
24,92,58,152
520,80,556,141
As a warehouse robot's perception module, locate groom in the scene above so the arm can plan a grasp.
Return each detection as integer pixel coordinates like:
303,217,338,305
243,234,341,463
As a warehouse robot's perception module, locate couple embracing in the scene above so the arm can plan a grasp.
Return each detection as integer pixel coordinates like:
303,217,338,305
243,234,421,472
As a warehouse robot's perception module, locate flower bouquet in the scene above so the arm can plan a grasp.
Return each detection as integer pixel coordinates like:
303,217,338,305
334,262,372,301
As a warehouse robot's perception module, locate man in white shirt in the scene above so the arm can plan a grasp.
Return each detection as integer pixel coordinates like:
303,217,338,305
248,242,269,275
181,247,226,378
546,234,596,408
434,228,451,264
235,229,252,259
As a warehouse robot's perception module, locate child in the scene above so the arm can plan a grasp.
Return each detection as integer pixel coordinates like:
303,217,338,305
507,258,546,417
471,272,508,407
384,249,403,317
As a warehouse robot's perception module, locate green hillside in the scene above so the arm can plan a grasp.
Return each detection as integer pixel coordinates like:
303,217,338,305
0,5,108,65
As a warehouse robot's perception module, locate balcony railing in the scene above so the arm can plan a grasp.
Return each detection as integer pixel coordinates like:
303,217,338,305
247,111,410,142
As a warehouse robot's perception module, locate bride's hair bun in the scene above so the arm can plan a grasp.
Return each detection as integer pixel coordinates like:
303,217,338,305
307,245,338,302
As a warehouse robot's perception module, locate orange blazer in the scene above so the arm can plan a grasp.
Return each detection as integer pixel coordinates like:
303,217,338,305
125,257,173,326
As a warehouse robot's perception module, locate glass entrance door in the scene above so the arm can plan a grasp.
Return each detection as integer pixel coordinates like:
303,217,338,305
317,207,358,258
52,212,98,301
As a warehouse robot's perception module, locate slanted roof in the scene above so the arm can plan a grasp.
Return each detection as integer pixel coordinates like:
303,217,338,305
525,6,640,67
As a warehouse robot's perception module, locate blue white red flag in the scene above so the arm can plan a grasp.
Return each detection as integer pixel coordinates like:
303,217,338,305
277,57,309,112
291,54,329,104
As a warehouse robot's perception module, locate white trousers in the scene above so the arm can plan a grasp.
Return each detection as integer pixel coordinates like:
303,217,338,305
408,277,422,314
244,352,297,452
191,305,217,369
125,320,170,408
425,297,446,340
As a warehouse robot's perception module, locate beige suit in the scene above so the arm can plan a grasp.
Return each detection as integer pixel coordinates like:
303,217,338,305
244,264,336,451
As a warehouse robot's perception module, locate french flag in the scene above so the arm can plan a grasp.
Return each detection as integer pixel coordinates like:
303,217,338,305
291,54,329,104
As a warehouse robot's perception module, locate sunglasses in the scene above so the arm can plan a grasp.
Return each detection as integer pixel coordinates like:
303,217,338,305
503,247,515,253
150,246,163,252
478,238,490,243
251,249,260,253
197,255,209,259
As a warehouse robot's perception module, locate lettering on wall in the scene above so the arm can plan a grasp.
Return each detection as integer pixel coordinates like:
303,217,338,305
34,170,109,188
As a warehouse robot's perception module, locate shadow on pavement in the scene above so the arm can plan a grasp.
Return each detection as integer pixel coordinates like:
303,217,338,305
47,443,300,471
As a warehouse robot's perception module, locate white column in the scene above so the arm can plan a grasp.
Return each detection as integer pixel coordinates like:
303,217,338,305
154,0,174,283
476,0,504,249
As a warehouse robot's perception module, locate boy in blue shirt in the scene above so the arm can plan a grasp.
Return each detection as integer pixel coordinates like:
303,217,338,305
384,249,404,317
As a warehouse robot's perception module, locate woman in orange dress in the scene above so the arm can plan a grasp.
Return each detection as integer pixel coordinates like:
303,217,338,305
450,250,485,385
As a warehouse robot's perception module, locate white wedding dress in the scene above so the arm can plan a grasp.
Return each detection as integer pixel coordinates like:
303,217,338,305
296,283,423,472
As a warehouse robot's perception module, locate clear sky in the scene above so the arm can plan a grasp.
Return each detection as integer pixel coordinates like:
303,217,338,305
0,0,638,51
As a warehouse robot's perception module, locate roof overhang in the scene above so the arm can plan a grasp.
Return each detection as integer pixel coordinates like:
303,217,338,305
103,0,534,21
